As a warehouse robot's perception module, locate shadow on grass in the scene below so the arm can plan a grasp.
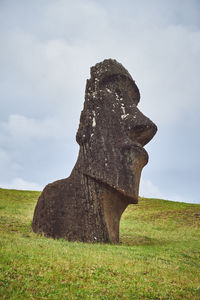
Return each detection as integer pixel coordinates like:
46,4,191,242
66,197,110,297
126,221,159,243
119,235,164,246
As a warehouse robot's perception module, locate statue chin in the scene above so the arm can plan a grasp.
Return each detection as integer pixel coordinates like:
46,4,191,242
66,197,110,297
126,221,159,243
78,141,148,204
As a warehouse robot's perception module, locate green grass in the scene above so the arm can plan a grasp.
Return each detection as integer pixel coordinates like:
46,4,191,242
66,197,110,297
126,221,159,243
0,188,200,299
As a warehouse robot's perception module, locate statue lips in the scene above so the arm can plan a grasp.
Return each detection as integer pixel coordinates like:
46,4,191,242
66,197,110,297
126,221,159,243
122,141,149,162
122,121,157,166
125,113,157,157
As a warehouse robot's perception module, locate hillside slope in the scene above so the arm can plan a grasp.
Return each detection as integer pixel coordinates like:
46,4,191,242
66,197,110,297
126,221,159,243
0,188,200,299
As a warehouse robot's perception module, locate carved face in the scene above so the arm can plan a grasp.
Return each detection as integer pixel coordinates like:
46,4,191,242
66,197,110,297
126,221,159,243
76,59,157,203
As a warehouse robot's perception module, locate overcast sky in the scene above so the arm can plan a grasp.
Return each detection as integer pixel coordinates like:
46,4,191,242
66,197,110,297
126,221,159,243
1,0,200,204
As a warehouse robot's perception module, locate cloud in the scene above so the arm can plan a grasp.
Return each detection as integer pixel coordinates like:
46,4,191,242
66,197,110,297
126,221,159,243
0,0,200,203
2,0,200,125
140,178,198,204
0,114,67,140
43,0,108,40
140,178,164,199
0,178,42,191
0,113,79,187
0,147,21,170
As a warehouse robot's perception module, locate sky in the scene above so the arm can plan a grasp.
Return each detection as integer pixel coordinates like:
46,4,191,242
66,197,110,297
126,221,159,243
0,0,200,204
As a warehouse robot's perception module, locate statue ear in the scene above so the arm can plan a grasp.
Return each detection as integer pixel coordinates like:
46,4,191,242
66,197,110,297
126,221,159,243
76,109,91,145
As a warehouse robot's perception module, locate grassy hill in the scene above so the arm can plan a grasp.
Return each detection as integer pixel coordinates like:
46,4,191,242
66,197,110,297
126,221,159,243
0,188,199,299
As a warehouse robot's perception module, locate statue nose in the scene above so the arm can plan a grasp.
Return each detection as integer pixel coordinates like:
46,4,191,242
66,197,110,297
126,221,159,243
127,109,157,146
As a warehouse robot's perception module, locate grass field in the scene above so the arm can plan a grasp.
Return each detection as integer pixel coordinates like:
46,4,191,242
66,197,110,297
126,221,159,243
0,188,200,299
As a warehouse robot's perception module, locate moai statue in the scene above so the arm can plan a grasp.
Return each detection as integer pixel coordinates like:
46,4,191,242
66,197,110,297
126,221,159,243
32,59,157,243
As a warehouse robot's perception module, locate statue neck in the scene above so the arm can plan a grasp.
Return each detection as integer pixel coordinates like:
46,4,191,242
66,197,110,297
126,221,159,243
71,168,130,243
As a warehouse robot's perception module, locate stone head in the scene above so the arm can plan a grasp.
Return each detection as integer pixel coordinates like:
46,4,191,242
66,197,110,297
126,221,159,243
76,59,157,203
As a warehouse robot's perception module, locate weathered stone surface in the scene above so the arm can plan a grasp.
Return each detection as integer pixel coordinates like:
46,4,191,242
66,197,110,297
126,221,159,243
32,59,157,243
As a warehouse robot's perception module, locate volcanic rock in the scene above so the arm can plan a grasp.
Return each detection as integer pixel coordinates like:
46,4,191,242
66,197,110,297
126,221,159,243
32,59,157,243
